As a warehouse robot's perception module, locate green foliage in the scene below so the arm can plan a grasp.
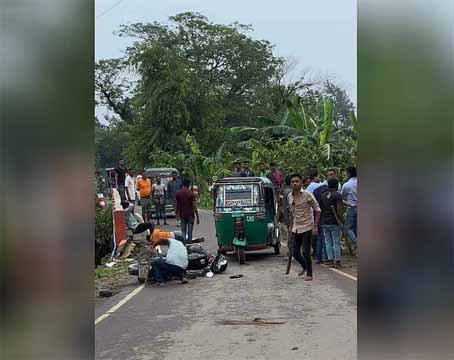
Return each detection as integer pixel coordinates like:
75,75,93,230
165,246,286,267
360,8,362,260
95,260,129,279
95,12,286,158
95,13,357,189
95,203,113,266
95,59,133,122
95,118,129,168
197,191,213,210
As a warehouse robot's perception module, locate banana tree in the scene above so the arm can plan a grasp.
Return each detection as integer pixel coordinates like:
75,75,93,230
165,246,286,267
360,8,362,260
231,96,337,163
182,135,233,192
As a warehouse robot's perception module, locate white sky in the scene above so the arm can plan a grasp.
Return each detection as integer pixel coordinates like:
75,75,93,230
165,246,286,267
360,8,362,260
95,0,357,119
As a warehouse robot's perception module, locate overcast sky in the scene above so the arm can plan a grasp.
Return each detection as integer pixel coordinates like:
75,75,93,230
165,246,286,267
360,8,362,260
95,0,357,118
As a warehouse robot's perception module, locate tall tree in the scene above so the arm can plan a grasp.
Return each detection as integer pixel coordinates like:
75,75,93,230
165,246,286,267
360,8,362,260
95,118,129,169
95,59,134,122
115,12,284,157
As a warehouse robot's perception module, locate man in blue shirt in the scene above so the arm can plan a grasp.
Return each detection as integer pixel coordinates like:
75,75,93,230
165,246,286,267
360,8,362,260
341,166,358,249
306,170,323,193
151,236,189,286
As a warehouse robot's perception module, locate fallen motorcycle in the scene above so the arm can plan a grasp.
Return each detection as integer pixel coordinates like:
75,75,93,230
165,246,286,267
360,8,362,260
128,235,228,283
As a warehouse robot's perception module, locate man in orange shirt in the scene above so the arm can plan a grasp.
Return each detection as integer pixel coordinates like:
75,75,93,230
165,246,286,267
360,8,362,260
136,173,152,222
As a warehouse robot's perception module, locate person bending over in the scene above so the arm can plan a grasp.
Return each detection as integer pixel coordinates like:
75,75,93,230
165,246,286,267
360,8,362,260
150,235,189,286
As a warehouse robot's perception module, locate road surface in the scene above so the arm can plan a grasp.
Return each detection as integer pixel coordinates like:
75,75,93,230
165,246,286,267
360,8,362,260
95,210,357,360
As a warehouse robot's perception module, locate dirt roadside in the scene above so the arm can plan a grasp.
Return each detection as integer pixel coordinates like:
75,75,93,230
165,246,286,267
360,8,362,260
95,259,137,304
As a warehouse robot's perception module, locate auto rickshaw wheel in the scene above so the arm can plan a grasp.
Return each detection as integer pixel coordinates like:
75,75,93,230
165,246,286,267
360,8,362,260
237,246,246,264
273,241,281,255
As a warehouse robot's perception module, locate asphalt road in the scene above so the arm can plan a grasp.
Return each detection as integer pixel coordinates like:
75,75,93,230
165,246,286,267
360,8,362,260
95,210,357,360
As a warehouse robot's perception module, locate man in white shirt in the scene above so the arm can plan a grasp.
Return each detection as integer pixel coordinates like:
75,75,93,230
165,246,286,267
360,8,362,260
125,169,136,203
151,236,188,286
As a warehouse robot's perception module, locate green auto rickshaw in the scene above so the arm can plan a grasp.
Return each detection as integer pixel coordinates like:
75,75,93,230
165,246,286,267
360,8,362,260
212,177,280,264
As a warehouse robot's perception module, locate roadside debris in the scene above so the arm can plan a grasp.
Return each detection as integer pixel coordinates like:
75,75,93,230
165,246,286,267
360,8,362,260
229,274,244,279
99,289,113,297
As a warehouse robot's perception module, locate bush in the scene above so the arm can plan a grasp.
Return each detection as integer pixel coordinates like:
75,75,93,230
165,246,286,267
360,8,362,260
197,191,213,210
95,203,113,267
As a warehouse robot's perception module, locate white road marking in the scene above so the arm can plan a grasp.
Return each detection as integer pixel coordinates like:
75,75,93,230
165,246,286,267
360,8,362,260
328,268,357,281
95,284,145,325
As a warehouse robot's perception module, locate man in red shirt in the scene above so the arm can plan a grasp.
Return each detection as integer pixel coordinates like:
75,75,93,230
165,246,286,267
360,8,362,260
269,161,283,193
175,179,200,243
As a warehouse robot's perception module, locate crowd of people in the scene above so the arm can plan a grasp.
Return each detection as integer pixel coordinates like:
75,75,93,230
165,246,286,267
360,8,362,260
283,166,357,281
95,160,201,244
95,159,357,284
229,160,358,281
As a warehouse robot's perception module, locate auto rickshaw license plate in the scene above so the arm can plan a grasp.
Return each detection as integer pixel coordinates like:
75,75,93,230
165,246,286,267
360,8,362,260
246,215,255,222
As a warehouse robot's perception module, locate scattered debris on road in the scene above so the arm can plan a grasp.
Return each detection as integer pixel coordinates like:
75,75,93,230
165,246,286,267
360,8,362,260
229,274,244,279
99,289,114,297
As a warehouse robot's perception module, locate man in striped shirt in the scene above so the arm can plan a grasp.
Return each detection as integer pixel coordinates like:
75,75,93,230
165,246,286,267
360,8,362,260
288,173,321,281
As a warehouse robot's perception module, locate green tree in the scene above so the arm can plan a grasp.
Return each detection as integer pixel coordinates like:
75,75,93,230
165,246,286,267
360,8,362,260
95,118,129,169
95,59,134,122
94,12,357,183
109,12,285,158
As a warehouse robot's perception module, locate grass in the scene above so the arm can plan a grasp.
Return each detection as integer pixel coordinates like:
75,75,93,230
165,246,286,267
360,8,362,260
95,258,130,279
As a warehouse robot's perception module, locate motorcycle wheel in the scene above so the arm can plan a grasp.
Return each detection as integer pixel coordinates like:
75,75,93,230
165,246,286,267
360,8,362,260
237,246,246,265
138,263,149,284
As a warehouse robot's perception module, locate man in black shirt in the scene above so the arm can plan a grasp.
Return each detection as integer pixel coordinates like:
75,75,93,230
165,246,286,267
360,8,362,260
319,178,343,268
115,160,127,202
240,160,255,177
231,161,242,177
313,186,328,264
167,172,182,219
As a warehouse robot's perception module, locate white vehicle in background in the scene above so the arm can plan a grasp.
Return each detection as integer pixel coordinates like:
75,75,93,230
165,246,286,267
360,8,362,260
144,167,180,216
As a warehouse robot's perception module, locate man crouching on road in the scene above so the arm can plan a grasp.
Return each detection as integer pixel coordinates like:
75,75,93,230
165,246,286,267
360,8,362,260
150,235,189,287
288,173,321,281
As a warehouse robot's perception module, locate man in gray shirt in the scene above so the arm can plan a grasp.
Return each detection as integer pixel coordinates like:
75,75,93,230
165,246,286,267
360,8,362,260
152,176,168,226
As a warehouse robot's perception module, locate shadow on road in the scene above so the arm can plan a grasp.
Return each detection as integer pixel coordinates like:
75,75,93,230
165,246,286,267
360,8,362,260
225,249,280,264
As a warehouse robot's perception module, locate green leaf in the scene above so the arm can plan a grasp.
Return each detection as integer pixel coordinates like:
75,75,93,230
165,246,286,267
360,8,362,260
215,143,226,163
319,99,333,146
280,109,290,126
289,107,304,132
256,116,278,127
230,126,258,134
321,143,331,160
